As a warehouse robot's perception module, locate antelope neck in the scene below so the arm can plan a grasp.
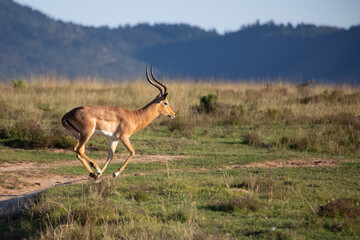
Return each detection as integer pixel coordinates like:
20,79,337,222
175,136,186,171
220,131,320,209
134,102,160,131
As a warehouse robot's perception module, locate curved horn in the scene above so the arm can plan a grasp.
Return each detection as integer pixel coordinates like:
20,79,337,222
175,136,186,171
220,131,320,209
151,65,167,94
146,64,163,95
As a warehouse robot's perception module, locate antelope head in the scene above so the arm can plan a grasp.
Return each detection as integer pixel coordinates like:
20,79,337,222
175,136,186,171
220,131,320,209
146,65,176,119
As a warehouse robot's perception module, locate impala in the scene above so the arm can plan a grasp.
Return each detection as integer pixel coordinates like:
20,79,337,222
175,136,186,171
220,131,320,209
61,65,176,180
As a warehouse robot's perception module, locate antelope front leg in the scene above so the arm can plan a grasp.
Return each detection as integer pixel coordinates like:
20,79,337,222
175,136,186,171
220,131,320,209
113,136,135,178
97,140,118,178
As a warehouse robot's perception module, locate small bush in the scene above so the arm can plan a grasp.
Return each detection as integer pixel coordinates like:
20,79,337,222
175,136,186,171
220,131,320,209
13,78,26,89
193,94,222,114
199,94,218,113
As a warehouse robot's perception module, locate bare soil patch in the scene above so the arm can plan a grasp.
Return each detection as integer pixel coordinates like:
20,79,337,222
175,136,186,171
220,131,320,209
0,154,190,173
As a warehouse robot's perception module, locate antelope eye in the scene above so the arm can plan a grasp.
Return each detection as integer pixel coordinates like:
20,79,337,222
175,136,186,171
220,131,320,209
163,102,169,106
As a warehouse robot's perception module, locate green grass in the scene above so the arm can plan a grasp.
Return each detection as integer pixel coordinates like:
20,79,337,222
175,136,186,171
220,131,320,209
1,125,359,239
2,163,360,239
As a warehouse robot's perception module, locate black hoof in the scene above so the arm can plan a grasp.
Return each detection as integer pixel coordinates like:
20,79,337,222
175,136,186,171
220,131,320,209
89,173,97,179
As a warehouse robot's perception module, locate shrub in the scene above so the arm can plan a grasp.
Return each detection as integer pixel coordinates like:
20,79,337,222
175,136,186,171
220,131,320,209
13,78,26,89
199,94,218,113
193,94,220,114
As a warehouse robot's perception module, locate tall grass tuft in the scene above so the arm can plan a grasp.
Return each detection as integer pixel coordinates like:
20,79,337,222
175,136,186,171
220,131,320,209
207,196,260,213
242,131,267,148
165,116,196,138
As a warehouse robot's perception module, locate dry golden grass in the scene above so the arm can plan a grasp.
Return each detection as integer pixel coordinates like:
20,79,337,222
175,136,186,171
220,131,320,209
1,76,359,153
1,76,359,124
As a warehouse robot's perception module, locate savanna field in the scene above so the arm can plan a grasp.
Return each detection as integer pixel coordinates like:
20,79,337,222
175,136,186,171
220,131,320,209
0,77,360,239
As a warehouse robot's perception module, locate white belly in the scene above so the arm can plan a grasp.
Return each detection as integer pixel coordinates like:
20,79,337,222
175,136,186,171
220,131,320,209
95,129,119,140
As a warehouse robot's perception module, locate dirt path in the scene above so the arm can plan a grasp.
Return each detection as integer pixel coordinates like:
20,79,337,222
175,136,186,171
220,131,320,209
0,155,190,212
0,154,189,173
0,156,351,213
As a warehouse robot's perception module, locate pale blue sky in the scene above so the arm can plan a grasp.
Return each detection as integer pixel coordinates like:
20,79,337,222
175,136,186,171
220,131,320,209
14,0,360,34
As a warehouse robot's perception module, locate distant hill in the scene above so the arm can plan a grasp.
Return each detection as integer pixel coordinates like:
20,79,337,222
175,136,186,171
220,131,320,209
139,22,360,83
0,0,359,83
0,0,217,79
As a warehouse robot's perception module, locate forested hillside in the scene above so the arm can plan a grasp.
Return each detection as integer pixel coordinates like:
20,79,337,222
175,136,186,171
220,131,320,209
0,0,216,79
139,23,360,83
1,0,359,83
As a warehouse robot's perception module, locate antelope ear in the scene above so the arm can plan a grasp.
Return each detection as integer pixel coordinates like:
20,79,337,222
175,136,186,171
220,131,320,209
162,93,168,99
